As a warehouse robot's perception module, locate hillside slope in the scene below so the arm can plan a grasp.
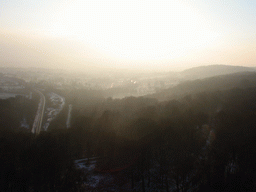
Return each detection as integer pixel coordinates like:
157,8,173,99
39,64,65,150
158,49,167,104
148,72,256,101
180,65,255,80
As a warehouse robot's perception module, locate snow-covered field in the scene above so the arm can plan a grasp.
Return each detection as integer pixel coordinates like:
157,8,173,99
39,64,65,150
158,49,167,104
43,92,65,131
0,93,22,99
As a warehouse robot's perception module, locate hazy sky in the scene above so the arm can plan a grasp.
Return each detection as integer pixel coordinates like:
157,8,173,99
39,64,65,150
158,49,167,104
0,0,256,71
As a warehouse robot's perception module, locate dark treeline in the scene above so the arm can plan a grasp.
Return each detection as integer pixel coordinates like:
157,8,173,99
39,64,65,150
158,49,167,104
0,129,83,191
1,86,256,191
62,86,256,191
0,94,39,131
0,95,83,191
151,72,256,101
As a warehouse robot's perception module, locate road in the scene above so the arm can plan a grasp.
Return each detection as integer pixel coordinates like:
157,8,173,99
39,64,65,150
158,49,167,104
31,89,46,134
66,104,72,128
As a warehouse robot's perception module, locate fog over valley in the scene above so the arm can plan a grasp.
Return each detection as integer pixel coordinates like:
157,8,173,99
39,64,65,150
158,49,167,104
1,0,256,191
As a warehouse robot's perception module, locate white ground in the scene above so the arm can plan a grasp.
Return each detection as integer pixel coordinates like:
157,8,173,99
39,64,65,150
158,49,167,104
43,92,65,131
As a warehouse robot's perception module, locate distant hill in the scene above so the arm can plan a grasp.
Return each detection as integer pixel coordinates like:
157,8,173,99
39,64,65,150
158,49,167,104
179,65,255,80
148,71,256,101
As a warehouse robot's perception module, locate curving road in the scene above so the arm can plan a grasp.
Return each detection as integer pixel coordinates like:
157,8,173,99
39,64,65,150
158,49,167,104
31,89,46,134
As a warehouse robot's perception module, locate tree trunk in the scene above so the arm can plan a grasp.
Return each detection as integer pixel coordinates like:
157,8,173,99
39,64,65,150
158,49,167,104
142,173,145,192
161,174,164,189
147,170,151,187
165,175,169,192
176,175,180,192
131,170,134,190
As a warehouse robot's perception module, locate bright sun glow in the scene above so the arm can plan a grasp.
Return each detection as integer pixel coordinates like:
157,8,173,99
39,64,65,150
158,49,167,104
46,0,219,60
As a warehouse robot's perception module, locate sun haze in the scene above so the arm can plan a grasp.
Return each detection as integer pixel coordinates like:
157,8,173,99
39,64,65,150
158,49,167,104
0,0,256,71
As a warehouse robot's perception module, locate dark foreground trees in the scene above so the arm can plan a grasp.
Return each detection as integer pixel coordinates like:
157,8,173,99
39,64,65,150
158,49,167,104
0,129,83,192
1,87,256,191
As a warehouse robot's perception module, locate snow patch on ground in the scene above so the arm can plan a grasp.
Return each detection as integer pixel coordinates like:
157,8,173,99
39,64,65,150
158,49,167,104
20,117,29,129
